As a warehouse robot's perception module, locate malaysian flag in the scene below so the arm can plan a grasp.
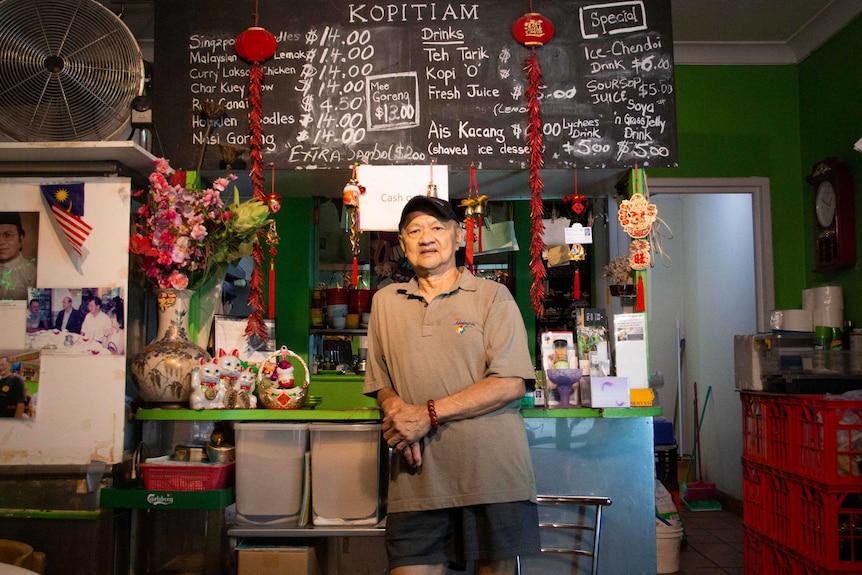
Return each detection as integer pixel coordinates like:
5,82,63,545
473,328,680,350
40,183,93,257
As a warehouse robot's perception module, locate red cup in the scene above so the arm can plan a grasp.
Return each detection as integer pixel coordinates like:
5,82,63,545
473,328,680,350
326,288,348,305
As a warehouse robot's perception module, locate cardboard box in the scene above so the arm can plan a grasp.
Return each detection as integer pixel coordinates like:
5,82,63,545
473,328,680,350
238,546,320,575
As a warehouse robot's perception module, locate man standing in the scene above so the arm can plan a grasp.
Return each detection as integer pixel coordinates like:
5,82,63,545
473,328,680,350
54,296,84,333
364,196,539,574
0,213,37,300
0,356,26,418
80,296,112,343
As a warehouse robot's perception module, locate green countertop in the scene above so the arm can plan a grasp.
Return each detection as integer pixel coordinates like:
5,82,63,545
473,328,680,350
134,376,661,421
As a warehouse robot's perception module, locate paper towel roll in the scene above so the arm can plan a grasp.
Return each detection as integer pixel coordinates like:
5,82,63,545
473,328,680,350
781,309,813,332
812,307,844,329
812,285,844,309
802,288,816,311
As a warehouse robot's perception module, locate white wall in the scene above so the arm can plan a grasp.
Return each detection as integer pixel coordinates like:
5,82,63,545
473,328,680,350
647,191,759,502
0,178,130,465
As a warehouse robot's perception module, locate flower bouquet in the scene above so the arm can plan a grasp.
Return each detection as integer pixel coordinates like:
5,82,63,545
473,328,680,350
130,158,271,292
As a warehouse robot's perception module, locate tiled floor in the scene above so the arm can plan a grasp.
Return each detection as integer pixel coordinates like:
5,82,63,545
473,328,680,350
675,504,745,575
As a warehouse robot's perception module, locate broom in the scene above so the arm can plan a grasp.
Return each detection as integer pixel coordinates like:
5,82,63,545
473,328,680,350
682,383,721,510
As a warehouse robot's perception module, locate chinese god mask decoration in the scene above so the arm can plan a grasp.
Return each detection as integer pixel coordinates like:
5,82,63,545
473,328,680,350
513,3,554,318
618,192,658,239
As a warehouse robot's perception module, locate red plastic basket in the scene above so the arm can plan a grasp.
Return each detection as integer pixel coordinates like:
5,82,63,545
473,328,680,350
139,460,235,491
796,478,862,571
743,459,767,535
741,392,799,472
796,396,862,486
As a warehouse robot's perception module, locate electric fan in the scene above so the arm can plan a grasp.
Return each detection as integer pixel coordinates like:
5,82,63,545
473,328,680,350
0,0,145,142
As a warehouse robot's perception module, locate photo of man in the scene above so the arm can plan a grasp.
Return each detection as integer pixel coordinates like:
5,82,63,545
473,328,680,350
0,212,38,301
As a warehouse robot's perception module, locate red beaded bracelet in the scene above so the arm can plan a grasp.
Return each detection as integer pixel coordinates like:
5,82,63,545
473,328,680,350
427,399,440,429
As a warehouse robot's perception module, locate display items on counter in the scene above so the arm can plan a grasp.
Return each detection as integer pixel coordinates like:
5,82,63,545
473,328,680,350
540,331,582,407
256,345,309,409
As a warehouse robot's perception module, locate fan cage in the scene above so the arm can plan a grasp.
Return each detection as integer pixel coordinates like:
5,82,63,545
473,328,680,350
0,0,145,142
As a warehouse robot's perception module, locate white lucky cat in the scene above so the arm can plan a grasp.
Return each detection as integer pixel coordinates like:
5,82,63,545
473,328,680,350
190,358,225,410
217,349,243,409
236,366,258,409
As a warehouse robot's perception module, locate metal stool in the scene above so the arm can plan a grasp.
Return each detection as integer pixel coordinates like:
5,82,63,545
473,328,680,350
517,495,612,575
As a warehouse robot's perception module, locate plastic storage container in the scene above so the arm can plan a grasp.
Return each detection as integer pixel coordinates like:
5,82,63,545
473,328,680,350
308,423,385,526
234,422,309,524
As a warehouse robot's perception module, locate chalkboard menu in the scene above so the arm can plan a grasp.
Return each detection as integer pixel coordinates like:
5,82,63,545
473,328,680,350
154,0,677,171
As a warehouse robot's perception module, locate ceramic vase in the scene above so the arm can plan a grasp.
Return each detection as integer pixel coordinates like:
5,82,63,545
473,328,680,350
131,288,212,403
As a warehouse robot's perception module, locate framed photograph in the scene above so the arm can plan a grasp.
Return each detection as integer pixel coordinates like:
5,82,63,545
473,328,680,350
213,315,277,364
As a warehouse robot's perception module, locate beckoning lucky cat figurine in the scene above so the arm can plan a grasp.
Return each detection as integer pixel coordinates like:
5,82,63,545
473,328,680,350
236,366,258,409
190,358,225,410
217,349,243,409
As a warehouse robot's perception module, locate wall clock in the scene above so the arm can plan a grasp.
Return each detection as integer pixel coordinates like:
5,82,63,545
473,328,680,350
806,157,856,272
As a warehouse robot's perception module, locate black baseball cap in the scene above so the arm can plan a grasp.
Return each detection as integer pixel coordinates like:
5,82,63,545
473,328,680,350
398,196,458,231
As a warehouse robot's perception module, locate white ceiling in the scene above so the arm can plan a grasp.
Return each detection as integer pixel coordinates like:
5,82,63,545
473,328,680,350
671,0,862,64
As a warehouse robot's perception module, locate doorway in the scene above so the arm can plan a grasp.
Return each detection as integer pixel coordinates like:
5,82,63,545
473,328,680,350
642,177,774,502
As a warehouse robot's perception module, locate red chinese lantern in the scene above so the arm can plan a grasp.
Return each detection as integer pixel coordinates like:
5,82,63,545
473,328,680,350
235,27,277,62
512,12,555,46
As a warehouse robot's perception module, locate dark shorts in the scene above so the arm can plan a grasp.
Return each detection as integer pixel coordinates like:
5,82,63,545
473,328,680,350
385,501,540,570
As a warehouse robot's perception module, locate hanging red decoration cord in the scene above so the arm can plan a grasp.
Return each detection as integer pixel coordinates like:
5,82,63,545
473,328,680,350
343,163,365,287
265,163,281,319
235,0,277,340
459,164,479,273
513,4,554,318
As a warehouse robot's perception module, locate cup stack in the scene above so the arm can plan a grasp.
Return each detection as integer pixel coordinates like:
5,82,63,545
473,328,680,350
348,289,372,316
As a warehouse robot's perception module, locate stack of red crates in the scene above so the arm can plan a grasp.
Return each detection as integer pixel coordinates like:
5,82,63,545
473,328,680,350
741,392,862,574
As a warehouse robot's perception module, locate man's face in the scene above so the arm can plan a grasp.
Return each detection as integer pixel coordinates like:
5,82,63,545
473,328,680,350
0,223,22,264
63,297,72,310
399,213,462,276
29,300,40,314
88,300,98,315
0,358,10,377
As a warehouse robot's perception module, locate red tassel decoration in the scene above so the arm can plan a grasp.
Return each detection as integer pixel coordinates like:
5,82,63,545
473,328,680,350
573,268,581,301
464,216,475,273
352,256,359,287
525,47,546,318
636,272,645,312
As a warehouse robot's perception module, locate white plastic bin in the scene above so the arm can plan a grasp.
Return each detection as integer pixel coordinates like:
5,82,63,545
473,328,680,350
308,423,384,525
656,518,684,574
234,422,309,524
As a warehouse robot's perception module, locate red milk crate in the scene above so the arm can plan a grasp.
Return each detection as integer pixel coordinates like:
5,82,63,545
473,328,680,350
796,396,862,486
741,392,799,472
796,478,862,572
742,393,768,463
743,458,767,535
764,466,797,547
744,526,766,575
765,393,799,472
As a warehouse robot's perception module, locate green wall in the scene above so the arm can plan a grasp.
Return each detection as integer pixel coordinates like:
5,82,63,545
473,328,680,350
798,15,862,321
646,65,805,310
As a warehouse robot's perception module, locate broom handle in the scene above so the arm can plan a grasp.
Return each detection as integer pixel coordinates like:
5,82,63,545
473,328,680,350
695,385,713,481
694,382,701,481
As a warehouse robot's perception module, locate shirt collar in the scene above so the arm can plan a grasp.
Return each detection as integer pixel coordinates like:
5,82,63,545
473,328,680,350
396,266,478,298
